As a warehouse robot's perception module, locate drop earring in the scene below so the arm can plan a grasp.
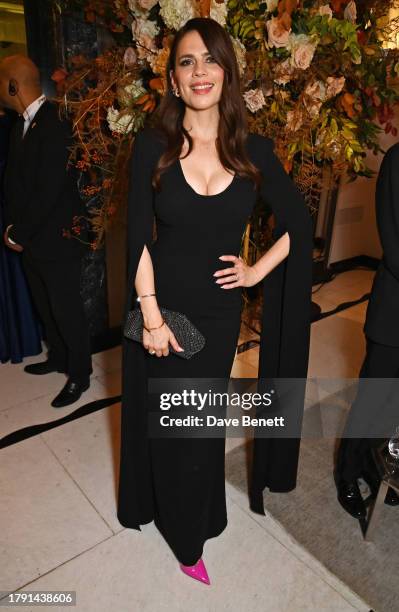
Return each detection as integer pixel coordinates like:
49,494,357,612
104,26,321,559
173,87,180,97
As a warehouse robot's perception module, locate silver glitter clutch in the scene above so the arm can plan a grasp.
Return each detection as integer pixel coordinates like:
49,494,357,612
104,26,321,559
124,306,206,359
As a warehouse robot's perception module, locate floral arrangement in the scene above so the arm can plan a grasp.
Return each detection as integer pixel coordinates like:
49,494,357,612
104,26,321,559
54,0,399,252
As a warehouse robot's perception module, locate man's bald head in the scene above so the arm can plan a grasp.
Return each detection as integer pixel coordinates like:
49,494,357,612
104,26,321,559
0,54,42,113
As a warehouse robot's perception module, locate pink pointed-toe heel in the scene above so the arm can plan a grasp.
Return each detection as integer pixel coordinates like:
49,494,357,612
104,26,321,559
179,557,211,585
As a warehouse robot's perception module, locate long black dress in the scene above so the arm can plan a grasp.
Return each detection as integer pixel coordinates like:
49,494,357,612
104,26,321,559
117,126,313,565
0,112,42,363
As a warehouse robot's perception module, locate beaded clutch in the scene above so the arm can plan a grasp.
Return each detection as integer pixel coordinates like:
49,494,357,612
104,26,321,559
124,306,206,359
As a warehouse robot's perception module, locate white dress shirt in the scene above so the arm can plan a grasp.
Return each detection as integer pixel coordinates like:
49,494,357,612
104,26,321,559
22,93,46,137
7,94,47,244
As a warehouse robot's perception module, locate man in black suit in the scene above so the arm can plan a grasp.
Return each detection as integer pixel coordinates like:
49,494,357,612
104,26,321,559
0,54,92,407
334,142,399,518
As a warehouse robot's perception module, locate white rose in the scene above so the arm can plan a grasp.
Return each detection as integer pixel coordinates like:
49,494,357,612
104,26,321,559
243,88,266,113
159,0,194,30
326,76,345,98
107,107,136,135
128,0,149,18
303,81,325,117
131,18,159,60
138,0,158,10
273,58,295,85
289,33,318,70
304,80,326,101
125,79,147,98
266,0,278,11
318,5,332,20
123,47,137,67
266,17,291,48
210,0,228,27
344,0,357,24
131,17,159,41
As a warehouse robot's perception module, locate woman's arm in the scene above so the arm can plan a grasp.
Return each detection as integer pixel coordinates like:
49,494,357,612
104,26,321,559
215,230,290,288
134,244,163,328
136,243,183,357
250,231,290,284
215,135,309,289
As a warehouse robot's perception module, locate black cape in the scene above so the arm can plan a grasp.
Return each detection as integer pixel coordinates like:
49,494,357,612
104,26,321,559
117,127,313,528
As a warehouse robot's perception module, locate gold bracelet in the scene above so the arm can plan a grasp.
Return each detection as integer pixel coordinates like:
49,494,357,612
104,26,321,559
144,318,165,332
136,293,156,302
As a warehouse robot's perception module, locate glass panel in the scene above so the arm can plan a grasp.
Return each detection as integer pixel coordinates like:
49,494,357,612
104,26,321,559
0,1,27,60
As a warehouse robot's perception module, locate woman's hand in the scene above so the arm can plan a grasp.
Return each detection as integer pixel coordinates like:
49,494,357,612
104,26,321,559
213,255,261,289
142,322,184,357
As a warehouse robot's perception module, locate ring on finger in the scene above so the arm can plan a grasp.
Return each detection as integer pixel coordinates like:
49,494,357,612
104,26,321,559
149,350,156,355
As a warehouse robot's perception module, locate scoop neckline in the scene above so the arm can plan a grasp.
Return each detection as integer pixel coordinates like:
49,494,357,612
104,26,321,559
177,158,237,198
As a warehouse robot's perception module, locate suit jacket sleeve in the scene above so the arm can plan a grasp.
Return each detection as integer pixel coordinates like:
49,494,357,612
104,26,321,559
375,143,399,282
7,118,73,247
3,120,18,227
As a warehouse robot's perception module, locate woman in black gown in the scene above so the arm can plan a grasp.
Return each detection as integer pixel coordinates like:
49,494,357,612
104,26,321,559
0,108,42,363
117,17,313,584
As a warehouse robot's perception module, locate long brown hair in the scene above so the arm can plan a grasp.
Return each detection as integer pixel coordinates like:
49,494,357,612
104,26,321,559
150,17,262,192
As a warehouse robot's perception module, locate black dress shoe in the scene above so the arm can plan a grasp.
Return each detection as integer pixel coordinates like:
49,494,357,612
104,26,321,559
51,379,90,408
24,360,65,375
384,487,399,506
336,478,367,519
361,464,399,506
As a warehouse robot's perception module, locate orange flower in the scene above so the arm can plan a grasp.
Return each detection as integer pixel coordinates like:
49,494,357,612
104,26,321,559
82,185,102,196
338,92,356,118
51,67,68,83
91,151,102,163
149,77,164,92
283,159,293,173
76,160,90,171
276,0,296,14
198,0,211,17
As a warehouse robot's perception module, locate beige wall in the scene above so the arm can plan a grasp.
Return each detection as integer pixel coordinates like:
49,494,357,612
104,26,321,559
328,106,399,265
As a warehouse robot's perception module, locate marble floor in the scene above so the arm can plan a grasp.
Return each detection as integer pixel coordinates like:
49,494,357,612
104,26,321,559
1,269,377,611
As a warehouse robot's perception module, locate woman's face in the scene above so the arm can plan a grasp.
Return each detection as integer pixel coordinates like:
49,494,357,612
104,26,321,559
170,30,224,110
